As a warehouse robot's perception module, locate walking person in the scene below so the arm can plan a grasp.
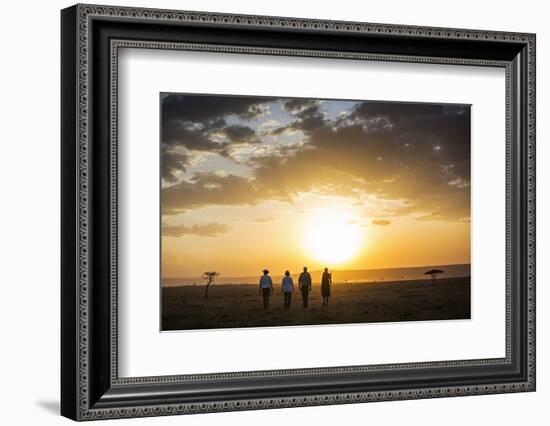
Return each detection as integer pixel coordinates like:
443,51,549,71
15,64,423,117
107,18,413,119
298,266,312,308
321,267,332,307
259,269,273,309
281,270,294,309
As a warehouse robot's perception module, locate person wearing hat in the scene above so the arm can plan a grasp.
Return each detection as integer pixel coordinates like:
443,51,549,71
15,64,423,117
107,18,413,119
259,269,274,309
281,270,294,309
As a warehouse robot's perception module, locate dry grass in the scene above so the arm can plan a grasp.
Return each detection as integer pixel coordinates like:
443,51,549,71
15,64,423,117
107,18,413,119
162,277,470,331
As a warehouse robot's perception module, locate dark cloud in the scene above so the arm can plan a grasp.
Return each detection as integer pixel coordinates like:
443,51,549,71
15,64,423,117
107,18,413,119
162,121,259,150
222,124,261,144
162,94,272,124
161,94,471,221
163,173,262,214
372,219,391,226
163,121,214,151
258,101,471,220
161,94,273,177
162,147,189,183
276,99,326,133
283,98,316,114
162,222,232,237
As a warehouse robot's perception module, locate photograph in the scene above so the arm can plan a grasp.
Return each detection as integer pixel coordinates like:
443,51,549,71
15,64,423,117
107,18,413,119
160,93,472,331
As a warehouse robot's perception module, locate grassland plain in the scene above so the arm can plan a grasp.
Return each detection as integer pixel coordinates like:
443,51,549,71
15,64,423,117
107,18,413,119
162,277,470,331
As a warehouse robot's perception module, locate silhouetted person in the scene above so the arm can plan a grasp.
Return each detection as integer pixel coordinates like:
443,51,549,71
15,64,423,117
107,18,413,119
321,267,332,307
259,269,273,309
281,270,294,309
298,266,312,308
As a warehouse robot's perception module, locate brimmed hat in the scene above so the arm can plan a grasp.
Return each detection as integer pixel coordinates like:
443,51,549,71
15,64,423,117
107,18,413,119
263,269,269,274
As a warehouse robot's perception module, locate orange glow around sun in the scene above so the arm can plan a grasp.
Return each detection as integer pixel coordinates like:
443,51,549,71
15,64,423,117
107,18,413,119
302,207,364,266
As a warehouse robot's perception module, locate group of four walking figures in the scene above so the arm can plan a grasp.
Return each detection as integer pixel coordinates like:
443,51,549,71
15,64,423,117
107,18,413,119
258,266,332,309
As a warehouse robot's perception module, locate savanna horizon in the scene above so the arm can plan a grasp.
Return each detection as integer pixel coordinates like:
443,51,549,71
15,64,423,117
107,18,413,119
162,262,471,286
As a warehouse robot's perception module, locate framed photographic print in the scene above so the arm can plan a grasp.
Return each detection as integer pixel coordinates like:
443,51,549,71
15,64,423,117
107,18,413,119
61,4,536,421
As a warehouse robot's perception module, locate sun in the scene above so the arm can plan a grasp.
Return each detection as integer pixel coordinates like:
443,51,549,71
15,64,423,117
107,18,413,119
302,208,363,265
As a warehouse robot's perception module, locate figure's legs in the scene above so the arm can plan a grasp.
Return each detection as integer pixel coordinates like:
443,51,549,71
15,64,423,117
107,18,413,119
263,288,270,309
301,288,308,307
261,289,264,308
284,292,291,309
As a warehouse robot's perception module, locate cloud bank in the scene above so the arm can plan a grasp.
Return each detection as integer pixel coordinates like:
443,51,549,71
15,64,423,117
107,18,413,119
161,94,471,222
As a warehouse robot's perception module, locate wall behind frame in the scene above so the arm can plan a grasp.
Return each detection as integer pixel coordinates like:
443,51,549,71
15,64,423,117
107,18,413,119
0,0,546,425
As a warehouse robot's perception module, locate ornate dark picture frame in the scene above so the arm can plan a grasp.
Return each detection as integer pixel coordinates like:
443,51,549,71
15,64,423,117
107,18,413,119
61,4,536,421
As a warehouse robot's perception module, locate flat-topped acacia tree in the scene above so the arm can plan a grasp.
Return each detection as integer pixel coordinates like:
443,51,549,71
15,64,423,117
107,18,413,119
424,269,444,286
202,272,220,299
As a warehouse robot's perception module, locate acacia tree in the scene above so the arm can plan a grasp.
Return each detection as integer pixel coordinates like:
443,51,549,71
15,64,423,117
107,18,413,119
424,269,444,286
202,272,220,299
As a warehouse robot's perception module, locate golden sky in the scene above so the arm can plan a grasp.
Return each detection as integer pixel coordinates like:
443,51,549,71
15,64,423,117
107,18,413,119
161,94,471,278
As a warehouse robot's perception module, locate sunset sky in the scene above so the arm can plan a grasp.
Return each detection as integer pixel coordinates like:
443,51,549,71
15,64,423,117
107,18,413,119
161,94,471,279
